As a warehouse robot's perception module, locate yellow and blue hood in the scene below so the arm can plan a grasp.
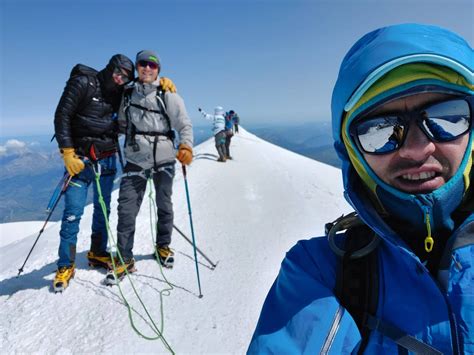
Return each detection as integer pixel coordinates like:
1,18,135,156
331,23,474,249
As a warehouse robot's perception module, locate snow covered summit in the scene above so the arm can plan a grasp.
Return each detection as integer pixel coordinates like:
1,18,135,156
0,127,351,354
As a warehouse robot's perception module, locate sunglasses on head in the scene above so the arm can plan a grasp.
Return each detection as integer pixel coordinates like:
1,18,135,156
137,60,159,70
350,95,473,155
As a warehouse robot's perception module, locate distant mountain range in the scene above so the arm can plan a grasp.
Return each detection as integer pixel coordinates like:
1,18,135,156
0,137,65,223
0,129,213,223
0,122,338,223
246,121,340,168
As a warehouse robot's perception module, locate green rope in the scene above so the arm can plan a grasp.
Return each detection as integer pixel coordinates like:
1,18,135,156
93,165,174,353
145,177,176,332
147,178,175,292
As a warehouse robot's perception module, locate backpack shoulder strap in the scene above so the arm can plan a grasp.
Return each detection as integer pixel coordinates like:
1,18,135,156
123,86,134,108
329,215,444,355
337,223,379,353
123,86,137,150
327,213,379,354
156,87,176,142
156,86,171,130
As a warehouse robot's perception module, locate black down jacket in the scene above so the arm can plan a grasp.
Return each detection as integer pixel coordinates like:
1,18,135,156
54,64,120,156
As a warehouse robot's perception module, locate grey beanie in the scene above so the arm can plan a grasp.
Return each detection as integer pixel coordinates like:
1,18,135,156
136,50,160,67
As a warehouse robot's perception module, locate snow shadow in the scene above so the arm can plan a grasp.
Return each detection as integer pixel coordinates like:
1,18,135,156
73,276,176,334
175,250,217,271
0,250,95,297
193,152,219,161
193,156,217,162
133,273,199,297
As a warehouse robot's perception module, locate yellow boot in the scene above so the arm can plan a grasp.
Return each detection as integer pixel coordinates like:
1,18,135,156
104,258,136,286
87,251,112,269
156,246,174,268
53,264,75,292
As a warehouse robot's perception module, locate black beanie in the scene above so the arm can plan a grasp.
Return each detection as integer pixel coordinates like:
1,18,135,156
107,54,135,81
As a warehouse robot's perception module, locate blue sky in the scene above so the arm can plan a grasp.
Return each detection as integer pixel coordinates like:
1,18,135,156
1,0,473,136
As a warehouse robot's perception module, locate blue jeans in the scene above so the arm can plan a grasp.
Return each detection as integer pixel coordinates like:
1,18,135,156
57,156,116,268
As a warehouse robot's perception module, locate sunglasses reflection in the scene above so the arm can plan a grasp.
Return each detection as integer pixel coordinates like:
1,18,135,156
353,97,472,155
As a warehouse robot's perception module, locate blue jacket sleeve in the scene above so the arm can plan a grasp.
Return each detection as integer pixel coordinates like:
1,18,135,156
248,238,362,354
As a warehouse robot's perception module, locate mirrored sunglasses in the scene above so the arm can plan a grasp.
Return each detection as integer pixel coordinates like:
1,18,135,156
350,96,473,155
137,60,159,70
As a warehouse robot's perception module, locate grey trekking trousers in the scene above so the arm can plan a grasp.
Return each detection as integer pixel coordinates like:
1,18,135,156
117,162,175,261
215,130,227,160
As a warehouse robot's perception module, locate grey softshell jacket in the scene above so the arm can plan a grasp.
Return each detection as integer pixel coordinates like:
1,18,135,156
118,78,193,169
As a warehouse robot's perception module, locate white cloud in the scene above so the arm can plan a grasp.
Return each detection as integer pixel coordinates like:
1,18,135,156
5,139,26,149
0,139,28,157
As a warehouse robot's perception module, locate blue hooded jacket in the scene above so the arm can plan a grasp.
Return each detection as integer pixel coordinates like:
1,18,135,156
248,24,473,354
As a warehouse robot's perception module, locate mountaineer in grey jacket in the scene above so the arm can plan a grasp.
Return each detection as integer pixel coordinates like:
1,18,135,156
115,50,193,272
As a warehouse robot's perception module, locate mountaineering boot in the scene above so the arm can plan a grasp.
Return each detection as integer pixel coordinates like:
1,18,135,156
104,258,136,286
87,251,113,269
53,264,75,292
217,157,227,162
155,246,174,268
226,155,232,160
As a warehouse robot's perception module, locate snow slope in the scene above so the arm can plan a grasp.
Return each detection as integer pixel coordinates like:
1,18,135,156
0,221,58,248
0,128,351,354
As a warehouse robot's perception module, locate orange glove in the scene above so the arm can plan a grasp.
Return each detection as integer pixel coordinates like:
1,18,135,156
60,147,85,176
160,77,177,93
176,144,193,165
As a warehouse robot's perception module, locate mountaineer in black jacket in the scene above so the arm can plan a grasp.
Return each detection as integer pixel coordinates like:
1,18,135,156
52,54,135,292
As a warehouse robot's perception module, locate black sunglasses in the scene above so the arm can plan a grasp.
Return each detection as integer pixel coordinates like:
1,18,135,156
350,95,473,155
113,68,131,84
137,60,159,70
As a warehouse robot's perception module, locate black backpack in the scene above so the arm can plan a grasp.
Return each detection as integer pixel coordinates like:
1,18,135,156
51,64,99,144
68,64,99,114
326,213,444,354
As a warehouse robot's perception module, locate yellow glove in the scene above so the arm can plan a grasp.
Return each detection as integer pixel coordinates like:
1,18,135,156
160,77,177,93
61,148,85,176
176,144,193,165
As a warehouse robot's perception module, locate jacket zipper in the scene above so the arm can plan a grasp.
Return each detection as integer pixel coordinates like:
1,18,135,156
415,197,460,353
414,195,435,253
320,305,344,354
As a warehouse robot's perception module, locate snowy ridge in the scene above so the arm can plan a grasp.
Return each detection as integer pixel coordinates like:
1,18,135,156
0,128,351,354
0,221,58,248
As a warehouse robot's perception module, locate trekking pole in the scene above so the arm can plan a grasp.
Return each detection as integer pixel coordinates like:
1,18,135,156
46,172,69,212
182,165,203,298
17,173,73,277
173,224,217,269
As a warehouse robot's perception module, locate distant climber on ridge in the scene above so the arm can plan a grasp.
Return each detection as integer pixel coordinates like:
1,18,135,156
199,106,227,162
